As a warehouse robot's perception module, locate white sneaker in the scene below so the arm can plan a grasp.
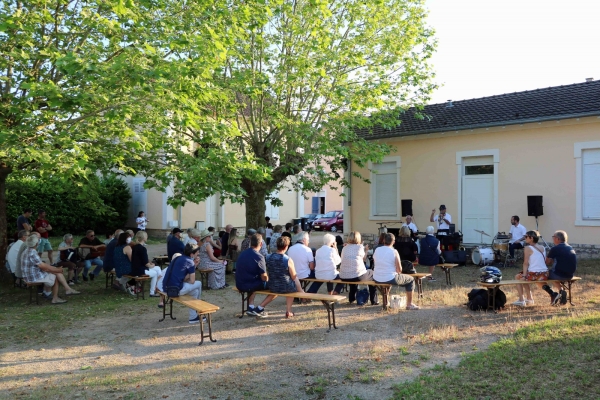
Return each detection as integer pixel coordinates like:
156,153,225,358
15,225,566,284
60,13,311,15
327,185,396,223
512,300,526,307
525,299,534,306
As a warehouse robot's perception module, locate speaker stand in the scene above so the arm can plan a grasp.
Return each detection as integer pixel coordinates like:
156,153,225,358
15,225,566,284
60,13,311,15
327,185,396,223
535,216,551,251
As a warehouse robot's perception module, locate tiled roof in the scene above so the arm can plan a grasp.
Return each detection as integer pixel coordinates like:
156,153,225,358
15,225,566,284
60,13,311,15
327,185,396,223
362,80,600,139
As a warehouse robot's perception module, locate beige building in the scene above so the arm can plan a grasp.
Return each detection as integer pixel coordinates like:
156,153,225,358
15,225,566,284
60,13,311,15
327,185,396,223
346,80,600,251
125,176,344,234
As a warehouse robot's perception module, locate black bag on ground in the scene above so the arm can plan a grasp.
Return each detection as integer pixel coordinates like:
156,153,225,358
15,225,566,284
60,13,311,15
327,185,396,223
356,288,369,306
467,288,506,311
442,250,467,266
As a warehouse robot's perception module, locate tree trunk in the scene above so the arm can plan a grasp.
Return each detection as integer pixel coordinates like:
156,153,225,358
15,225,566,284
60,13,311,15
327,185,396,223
243,182,267,231
0,164,12,283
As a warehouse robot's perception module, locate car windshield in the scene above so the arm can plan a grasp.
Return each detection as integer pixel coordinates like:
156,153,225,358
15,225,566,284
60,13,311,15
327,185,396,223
322,211,337,218
304,214,317,218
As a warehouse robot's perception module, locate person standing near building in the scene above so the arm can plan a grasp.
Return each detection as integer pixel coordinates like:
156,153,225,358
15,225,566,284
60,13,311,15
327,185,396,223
136,211,149,232
17,208,33,233
35,209,54,263
430,205,451,232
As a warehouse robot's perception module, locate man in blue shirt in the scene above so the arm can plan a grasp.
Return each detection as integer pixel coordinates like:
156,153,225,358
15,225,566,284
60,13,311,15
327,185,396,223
235,233,273,317
167,228,185,262
164,243,203,323
542,230,577,306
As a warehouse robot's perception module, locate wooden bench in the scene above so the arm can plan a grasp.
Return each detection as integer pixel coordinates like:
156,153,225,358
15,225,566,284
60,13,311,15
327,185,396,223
196,268,213,289
26,281,44,304
233,287,345,332
477,277,582,312
437,263,459,285
157,289,219,345
299,278,391,309
123,275,151,300
153,255,169,267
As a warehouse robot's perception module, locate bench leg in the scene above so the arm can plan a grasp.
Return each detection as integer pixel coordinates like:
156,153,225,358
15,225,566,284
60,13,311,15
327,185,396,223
140,280,146,300
238,291,253,318
159,298,176,322
416,278,424,299
442,267,452,285
320,300,338,332
201,272,209,290
376,286,390,310
561,281,575,306
199,313,217,345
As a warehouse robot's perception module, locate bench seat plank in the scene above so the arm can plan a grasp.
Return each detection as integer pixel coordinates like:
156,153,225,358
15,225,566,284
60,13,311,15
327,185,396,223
233,287,344,331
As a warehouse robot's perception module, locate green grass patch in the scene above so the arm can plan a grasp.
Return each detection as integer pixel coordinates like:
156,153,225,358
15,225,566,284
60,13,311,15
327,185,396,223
392,311,600,399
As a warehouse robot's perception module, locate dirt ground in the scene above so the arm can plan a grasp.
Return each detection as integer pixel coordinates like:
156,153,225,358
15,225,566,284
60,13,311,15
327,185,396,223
1,237,597,400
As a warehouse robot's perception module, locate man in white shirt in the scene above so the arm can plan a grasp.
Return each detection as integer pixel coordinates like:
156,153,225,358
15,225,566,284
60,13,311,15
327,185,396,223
508,215,527,259
430,205,451,232
287,232,315,280
7,230,29,277
402,215,418,235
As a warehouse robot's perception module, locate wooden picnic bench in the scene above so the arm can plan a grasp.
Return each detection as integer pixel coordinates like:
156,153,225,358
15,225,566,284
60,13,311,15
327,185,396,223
233,287,345,332
477,277,582,312
123,274,151,300
26,281,44,304
196,268,213,289
299,278,391,309
105,269,116,289
157,289,220,345
436,263,459,285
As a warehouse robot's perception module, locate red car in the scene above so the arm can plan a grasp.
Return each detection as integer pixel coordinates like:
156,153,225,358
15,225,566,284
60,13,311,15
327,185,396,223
311,210,343,232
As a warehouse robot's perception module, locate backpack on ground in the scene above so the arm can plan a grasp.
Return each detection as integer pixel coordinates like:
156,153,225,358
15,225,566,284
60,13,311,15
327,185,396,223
467,288,506,311
356,288,369,306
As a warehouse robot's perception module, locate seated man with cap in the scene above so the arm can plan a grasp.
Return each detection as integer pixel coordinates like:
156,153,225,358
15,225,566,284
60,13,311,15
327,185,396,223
167,228,185,261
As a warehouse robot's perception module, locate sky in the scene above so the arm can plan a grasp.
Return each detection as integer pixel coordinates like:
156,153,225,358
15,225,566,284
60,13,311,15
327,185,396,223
424,0,600,104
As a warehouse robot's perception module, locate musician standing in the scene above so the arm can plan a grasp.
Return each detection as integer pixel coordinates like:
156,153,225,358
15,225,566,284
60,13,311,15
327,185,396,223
430,205,451,232
508,215,527,260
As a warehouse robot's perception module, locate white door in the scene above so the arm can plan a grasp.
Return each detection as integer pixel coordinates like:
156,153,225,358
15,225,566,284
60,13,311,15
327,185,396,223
205,195,218,228
462,158,494,244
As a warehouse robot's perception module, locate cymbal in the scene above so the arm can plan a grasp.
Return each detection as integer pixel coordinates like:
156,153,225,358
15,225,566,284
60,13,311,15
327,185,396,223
474,229,491,237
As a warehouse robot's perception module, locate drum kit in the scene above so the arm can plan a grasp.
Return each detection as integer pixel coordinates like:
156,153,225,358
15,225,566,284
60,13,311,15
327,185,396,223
471,229,510,266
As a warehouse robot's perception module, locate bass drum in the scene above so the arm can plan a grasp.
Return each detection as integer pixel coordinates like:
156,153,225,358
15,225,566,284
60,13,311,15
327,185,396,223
472,247,494,266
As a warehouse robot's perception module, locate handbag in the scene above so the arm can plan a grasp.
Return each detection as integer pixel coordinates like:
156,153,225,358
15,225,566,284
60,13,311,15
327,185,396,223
401,260,417,274
390,295,407,310
163,262,180,298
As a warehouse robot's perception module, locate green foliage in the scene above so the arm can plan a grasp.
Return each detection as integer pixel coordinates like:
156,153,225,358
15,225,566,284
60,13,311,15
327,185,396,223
6,174,129,236
144,0,438,229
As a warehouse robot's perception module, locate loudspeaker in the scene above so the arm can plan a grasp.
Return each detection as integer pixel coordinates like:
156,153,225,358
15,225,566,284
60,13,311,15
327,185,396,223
527,196,543,217
401,199,413,217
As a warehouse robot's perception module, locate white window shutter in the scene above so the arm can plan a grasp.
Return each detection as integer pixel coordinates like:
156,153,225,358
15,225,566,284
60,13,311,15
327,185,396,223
374,172,397,216
583,149,600,219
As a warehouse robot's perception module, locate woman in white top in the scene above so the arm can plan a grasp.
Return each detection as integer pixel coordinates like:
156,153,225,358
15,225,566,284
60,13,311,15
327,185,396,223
136,211,148,231
373,233,419,310
513,230,549,307
339,231,377,305
311,234,344,295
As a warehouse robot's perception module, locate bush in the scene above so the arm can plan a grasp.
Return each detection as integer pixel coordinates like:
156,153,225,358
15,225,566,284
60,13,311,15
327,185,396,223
6,174,130,237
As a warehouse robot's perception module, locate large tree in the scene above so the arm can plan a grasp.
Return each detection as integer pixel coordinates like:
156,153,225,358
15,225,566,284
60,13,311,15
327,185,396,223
0,0,245,265
146,0,437,229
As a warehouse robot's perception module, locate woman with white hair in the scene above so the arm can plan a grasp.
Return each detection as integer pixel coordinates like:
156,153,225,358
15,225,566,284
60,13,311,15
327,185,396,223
339,231,378,305
418,226,440,281
56,233,85,285
311,233,345,295
199,230,227,289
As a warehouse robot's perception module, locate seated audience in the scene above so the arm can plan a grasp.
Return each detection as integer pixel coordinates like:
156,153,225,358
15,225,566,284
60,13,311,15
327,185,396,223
162,244,203,324
269,225,283,253
312,233,344,295
78,230,106,281
266,236,305,318
419,226,440,281
103,229,124,276
130,231,162,297
167,228,185,261
513,230,548,307
373,233,419,310
339,231,377,305
235,233,273,317
227,228,240,272
57,233,86,285
542,230,577,306
7,230,29,286
199,230,227,289
394,226,418,263
21,234,80,303
113,232,133,292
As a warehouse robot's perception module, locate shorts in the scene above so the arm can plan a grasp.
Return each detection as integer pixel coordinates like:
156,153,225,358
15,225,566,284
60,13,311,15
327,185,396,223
377,274,415,292
37,238,52,253
549,270,573,281
34,273,56,287
523,271,549,281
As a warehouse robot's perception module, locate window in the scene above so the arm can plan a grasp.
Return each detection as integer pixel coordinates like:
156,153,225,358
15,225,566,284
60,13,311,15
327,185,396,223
575,141,600,226
582,149,600,219
465,165,494,175
265,191,280,220
369,156,401,220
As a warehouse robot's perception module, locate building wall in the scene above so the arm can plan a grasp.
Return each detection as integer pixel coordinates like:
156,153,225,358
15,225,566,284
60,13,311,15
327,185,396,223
349,116,600,246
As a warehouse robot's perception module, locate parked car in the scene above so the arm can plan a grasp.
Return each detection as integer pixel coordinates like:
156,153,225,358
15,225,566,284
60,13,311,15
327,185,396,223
304,213,324,231
312,210,343,232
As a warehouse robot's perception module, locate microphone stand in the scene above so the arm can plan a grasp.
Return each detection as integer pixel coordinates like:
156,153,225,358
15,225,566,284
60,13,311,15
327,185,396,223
535,216,550,250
